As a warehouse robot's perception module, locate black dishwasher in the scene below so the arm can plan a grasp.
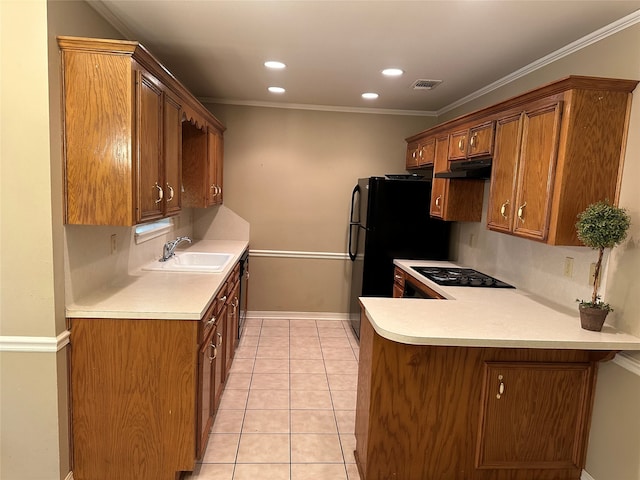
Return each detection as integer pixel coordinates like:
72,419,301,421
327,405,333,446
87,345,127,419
237,249,249,340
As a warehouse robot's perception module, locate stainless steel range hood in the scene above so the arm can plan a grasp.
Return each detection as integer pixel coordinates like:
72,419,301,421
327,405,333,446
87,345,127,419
434,158,492,179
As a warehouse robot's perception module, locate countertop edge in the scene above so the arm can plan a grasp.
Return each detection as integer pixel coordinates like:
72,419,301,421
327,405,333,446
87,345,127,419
362,260,640,351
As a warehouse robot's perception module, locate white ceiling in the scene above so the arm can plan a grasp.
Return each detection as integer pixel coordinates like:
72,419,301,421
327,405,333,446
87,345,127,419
91,0,640,114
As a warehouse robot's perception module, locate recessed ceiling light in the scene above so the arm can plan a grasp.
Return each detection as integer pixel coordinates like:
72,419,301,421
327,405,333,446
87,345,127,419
382,68,404,77
362,92,379,100
264,61,286,69
268,86,286,94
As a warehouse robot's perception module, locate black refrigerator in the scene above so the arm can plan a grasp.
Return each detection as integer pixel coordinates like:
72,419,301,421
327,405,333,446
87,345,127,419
348,176,450,338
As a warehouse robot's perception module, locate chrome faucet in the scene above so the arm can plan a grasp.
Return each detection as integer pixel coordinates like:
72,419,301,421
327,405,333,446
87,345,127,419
160,236,192,262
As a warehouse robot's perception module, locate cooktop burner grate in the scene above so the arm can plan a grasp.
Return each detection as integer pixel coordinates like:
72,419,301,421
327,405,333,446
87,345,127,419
411,267,514,288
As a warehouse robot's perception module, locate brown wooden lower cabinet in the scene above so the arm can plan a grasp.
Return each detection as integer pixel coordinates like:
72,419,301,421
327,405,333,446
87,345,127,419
69,264,241,480
354,312,613,480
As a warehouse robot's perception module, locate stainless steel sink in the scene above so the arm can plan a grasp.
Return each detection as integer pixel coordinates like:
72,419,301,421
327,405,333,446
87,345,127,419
143,252,234,273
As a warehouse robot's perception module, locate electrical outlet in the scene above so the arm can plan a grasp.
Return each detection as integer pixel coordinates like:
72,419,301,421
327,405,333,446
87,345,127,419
563,257,574,278
589,262,598,286
469,233,476,247
110,234,117,254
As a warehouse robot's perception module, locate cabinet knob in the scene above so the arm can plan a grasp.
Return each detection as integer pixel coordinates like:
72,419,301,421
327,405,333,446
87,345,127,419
394,274,403,281
496,374,505,399
166,183,174,202
517,202,527,223
206,315,216,327
500,200,510,219
154,182,164,204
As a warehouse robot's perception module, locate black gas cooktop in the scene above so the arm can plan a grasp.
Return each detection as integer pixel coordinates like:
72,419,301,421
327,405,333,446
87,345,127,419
411,266,514,288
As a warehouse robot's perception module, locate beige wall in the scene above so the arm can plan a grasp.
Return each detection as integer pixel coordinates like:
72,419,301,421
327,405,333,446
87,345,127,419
1,1,126,478
206,104,433,312
447,23,640,480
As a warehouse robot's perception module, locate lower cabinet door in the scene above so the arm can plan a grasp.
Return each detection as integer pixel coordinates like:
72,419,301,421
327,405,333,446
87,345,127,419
476,361,593,471
197,327,216,459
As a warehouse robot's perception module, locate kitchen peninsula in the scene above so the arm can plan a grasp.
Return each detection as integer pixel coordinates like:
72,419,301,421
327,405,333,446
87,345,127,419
354,261,640,480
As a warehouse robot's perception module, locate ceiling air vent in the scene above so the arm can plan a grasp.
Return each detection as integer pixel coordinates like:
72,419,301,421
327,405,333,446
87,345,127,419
411,79,443,90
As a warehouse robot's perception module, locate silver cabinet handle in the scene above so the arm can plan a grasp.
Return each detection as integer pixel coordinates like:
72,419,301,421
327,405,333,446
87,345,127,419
217,331,223,346
166,183,174,202
517,202,527,223
500,200,510,219
209,343,217,363
457,137,465,152
154,182,164,204
220,295,227,302
394,274,403,281
435,195,442,208
206,315,216,327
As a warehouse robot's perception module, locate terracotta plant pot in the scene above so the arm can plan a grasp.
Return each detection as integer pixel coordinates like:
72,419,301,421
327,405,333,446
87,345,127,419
578,305,609,332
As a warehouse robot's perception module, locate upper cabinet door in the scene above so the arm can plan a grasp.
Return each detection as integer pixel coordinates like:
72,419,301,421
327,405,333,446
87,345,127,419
60,49,135,225
207,128,223,206
467,121,495,158
163,90,182,216
430,136,449,218
487,114,523,233
512,103,562,241
448,129,468,161
136,68,164,223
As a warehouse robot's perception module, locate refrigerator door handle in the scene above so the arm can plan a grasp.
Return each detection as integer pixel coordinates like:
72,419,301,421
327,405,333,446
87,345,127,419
348,185,361,261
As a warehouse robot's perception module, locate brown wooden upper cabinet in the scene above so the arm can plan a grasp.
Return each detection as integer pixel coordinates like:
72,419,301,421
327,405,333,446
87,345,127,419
430,135,484,222
448,121,495,161
487,82,636,245
58,36,224,225
405,138,435,169
182,124,224,208
407,76,638,242
487,102,562,241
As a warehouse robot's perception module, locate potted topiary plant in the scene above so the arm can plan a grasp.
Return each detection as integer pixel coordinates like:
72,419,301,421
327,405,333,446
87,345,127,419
575,200,631,331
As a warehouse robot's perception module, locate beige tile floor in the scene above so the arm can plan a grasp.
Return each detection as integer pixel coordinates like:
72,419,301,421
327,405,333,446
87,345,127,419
185,318,361,480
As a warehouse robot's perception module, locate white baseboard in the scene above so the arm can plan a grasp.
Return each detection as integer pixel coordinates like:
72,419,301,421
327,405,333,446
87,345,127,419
247,310,350,322
581,470,595,480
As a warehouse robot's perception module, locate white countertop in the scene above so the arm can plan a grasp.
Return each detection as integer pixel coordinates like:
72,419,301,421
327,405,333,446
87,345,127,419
359,260,640,350
66,240,249,320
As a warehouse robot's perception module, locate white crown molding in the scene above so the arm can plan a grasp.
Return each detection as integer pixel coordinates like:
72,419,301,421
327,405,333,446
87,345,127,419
438,9,640,116
198,98,437,117
613,351,640,377
87,0,136,39
0,331,70,353
249,249,349,260
247,311,350,322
